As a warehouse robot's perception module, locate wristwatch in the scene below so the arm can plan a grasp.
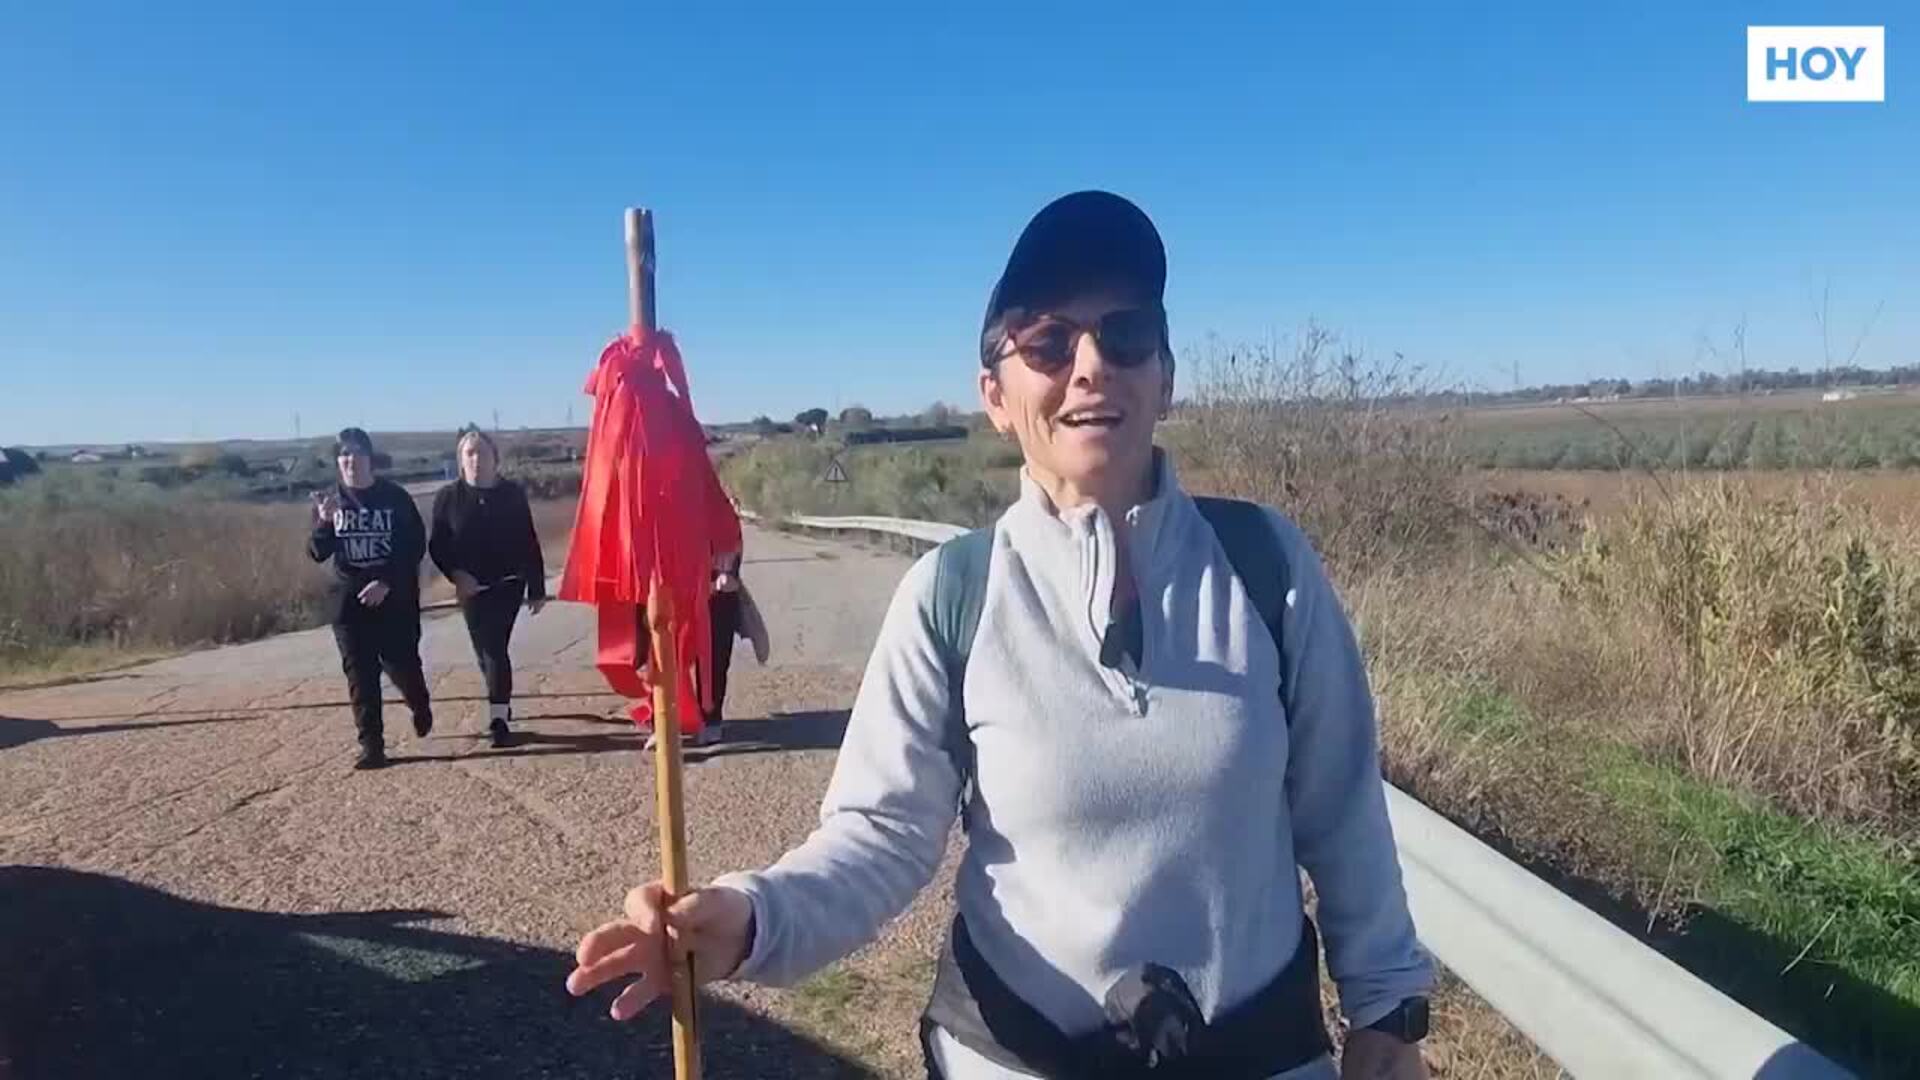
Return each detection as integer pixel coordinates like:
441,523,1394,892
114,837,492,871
1363,997,1430,1043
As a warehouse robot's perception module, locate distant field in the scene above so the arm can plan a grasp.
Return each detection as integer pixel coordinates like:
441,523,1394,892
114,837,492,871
1454,388,1920,470
1479,468,1920,534
1463,385,1920,426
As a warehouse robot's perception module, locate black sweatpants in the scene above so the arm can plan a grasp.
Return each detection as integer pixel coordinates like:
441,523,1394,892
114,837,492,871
632,588,741,726
460,583,523,706
331,602,432,752
704,589,741,726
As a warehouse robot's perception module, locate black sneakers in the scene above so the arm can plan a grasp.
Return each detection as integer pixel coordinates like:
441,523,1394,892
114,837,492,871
354,746,388,771
488,717,513,749
411,709,434,738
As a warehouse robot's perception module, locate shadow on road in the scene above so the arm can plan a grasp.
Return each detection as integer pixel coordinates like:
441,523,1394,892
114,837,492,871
15,692,614,726
1,714,262,753
0,865,875,1079
0,668,148,693
383,729,645,765
1,708,848,765
695,710,851,761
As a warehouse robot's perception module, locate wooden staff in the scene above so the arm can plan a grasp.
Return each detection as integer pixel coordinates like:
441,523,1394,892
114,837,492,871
628,206,701,1080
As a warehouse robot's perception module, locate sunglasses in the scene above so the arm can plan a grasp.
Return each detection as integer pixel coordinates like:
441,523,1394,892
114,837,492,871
996,306,1165,374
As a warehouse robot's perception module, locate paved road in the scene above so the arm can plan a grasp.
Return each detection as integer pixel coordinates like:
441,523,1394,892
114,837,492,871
0,525,928,1080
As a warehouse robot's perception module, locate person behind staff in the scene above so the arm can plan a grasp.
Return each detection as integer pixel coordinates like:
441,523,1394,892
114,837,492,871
634,459,745,751
706,548,744,735
429,426,548,749
565,192,1435,1079
643,546,747,752
307,426,433,771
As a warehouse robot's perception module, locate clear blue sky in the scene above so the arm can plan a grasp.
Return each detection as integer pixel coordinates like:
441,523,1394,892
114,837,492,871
2,1,1914,446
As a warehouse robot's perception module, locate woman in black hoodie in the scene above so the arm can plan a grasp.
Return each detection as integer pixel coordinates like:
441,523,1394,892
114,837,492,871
429,427,547,748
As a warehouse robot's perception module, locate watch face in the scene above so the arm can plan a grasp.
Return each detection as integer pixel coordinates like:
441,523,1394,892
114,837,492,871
1404,997,1430,1040
1372,997,1430,1042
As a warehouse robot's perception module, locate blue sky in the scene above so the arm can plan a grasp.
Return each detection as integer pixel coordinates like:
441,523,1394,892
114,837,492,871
2,1,1914,446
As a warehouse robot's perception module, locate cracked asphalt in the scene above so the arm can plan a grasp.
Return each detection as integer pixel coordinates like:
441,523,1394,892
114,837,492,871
1,525,948,1080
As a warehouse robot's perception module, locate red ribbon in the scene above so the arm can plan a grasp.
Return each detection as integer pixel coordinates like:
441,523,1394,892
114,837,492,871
559,329,742,728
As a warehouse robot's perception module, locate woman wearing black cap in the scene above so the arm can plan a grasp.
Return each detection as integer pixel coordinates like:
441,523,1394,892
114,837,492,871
568,193,1433,1079
307,427,434,771
429,426,547,749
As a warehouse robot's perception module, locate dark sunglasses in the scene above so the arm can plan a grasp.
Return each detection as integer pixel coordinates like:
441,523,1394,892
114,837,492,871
995,306,1165,374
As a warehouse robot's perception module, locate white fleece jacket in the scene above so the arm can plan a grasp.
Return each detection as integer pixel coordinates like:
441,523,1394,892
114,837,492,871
715,457,1432,1046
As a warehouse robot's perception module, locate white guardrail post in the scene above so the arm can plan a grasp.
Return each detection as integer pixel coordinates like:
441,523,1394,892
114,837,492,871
749,509,1854,1079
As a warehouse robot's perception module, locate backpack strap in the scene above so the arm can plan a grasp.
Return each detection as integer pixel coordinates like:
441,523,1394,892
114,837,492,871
930,523,995,815
1193,496,1294,715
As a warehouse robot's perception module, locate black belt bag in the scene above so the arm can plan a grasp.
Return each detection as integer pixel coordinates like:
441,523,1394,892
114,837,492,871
920,915,1332,1079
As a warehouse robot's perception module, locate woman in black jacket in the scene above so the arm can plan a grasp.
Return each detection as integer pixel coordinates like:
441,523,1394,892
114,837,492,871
429,427,547,748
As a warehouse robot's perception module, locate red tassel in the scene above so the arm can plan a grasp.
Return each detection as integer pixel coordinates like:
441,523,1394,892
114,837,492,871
560,330,742,729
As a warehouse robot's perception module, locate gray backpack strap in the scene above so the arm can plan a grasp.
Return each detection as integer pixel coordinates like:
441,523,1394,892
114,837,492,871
930,523,995,813
1194,496,1293,715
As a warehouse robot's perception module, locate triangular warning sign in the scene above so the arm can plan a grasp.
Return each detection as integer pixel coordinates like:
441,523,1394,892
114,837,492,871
824,457,850,484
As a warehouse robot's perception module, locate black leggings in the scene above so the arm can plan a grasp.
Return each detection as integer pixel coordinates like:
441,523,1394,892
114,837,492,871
461,584,523,705
705,590,741,725
634,589,742,725
331,604,432,750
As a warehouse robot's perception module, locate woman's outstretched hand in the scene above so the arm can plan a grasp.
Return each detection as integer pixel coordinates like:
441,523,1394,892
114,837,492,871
566,882,754,1021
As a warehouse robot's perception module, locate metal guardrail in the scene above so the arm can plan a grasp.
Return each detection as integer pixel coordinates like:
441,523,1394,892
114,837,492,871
755,510,1851,1079
782,513,968,546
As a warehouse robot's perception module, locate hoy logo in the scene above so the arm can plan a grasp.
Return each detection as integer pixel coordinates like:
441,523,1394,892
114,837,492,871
1748,26,1885,102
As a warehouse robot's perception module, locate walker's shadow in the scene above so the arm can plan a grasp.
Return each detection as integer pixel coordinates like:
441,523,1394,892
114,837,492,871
26,692,612,726
385,731,643,766
0,713,261,753
694,710,851,761
0,865,875,1079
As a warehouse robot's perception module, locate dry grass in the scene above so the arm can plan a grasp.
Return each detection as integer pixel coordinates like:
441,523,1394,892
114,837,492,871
1481,468,1920,531
1556,483,1920,830
1337,485,1920,1074
0,644,180,691
0,479,331,673
0,468,579,678
1351,480,1920,838
1173,326,1470,572
1403,971,1564,1080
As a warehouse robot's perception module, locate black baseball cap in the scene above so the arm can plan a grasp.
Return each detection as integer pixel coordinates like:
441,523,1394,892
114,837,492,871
333,427,375,456
980,190,1168,365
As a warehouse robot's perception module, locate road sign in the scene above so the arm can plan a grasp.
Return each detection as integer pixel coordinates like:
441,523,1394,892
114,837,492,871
823,456,850,484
